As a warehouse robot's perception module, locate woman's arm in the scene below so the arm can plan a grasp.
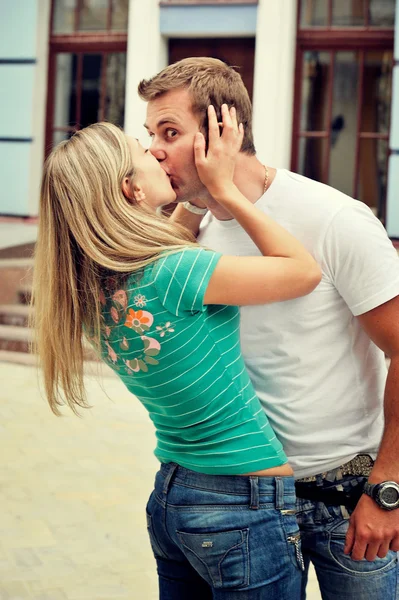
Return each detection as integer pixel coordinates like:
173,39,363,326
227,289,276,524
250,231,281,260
170,201,207,236
196,104,321,306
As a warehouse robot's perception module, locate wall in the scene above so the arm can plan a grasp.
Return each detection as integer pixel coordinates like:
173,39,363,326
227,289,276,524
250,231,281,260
124,0,258,146
124,0,168,146
0,0,50,217
253,0,297,168
124,0,296,169
386,0,399,237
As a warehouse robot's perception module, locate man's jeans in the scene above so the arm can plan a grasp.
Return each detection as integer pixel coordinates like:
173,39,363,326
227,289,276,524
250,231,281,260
296,472,398,599
146,463,303,599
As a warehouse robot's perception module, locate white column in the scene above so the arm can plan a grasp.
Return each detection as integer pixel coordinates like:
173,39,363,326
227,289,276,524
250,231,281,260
252,0,297,168
124,0,168,145
29,0,51,215
386,0,399,237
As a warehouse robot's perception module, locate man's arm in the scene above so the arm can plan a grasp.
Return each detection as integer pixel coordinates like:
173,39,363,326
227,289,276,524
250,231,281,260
344,294,399,561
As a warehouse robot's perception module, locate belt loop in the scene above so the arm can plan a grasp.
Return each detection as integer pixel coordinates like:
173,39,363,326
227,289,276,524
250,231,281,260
163,463,178,495
249,476,260,510
275,477,284,510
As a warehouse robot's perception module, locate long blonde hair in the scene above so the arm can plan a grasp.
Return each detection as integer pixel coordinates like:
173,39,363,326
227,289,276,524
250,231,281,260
32,122,196,415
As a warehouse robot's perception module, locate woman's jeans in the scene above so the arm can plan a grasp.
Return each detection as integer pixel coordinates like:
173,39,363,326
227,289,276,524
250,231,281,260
145,463,303,599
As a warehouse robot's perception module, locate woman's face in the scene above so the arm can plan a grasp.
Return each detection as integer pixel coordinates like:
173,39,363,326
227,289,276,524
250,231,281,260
126,137,177,210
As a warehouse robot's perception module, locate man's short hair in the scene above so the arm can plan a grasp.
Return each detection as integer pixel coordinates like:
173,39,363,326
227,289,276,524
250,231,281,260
138,57,256,155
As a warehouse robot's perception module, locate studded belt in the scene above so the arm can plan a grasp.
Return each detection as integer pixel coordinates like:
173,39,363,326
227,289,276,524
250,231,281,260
296,454,374,483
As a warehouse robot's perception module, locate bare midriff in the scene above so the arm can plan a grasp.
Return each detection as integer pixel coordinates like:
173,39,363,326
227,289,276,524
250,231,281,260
241,463,294,477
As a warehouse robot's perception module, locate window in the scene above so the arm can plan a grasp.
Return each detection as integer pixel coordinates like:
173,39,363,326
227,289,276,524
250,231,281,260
159,1,257,4
46,0,128,153
292,0,395,222
169,38,255,100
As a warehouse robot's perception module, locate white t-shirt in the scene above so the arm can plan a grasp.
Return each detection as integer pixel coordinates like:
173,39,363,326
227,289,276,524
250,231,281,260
198,169,399,478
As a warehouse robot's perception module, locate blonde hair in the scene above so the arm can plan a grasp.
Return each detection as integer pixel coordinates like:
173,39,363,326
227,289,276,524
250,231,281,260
32,122,196,415
138,57,256,155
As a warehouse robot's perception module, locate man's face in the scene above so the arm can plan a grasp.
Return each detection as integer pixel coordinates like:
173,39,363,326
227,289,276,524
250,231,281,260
145,88,207,203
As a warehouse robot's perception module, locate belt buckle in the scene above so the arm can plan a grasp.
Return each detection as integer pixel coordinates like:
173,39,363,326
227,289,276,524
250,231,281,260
296,454,374,484
340,454,374,478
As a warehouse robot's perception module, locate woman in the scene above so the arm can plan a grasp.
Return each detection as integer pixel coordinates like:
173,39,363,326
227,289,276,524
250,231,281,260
32,105,321,599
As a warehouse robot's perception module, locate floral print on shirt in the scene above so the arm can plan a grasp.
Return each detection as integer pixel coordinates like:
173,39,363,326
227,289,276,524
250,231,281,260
124,336,161,373
100,285,164,375
125,309,153,335
156,322,175,337
134,294,147,308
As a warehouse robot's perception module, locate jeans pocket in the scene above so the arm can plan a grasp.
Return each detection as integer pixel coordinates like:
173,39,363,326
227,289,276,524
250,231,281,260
328,519,398,575
146,511,168,559
176,528,250,589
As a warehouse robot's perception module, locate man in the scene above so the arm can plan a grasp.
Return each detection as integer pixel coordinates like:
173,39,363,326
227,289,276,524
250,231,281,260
139,57,399,599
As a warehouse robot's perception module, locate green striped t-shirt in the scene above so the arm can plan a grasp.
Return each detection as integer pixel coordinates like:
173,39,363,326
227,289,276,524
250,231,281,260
99,247,287,475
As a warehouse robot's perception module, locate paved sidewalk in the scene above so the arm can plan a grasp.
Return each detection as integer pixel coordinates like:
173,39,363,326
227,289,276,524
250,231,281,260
0,363,322,599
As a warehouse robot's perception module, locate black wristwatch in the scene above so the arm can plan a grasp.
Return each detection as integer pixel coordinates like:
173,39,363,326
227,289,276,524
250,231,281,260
363,481,399,510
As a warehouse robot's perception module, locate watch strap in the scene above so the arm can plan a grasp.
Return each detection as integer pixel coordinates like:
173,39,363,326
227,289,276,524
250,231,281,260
362,481,376,500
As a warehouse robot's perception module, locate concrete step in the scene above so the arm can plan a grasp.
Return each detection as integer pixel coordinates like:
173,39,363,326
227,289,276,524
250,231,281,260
0,324,32,352
17,284,32,305
0,257,34,269
0,259,33,305
0,304,31,326
0,324,99,361
0,350,116,378
0,240,35,260
0,349,38,367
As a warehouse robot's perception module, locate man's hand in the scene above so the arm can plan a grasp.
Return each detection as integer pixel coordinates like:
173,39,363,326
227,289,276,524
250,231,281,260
349,297,399,560
344,493,399,560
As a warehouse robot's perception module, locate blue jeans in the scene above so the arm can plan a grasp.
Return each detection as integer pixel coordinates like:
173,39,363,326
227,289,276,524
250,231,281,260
296,472,398,599
146,462,303,599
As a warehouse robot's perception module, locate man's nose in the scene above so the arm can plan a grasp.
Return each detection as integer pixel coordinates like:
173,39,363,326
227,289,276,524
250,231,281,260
149,141,167,162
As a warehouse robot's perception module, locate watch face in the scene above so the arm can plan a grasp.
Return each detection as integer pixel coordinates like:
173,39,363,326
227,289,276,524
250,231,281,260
379,483,399,508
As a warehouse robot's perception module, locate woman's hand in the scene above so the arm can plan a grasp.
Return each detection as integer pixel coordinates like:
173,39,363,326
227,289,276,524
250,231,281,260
194,104,244,199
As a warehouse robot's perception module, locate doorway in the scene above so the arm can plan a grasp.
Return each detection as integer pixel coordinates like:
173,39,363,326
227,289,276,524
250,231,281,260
169,38,255,100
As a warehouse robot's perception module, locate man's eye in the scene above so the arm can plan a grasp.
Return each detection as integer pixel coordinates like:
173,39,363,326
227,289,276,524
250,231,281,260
166,129,177,139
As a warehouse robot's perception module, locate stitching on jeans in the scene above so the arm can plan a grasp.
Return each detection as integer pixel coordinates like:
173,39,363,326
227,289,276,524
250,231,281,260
327,522,398,576
152,492,176,548
245,528,250,586
171,480,295,497
177,531,248,588
169,481,248,495
179,542,215,585
217,537,246,586
218,527,249,587
166,505,276,512
146,514,169,560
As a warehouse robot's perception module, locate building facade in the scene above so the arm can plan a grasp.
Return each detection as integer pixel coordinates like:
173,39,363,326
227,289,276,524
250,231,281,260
1,0,399,237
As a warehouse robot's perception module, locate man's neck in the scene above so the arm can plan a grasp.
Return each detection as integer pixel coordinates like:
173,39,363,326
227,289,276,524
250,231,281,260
207,155,274,221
